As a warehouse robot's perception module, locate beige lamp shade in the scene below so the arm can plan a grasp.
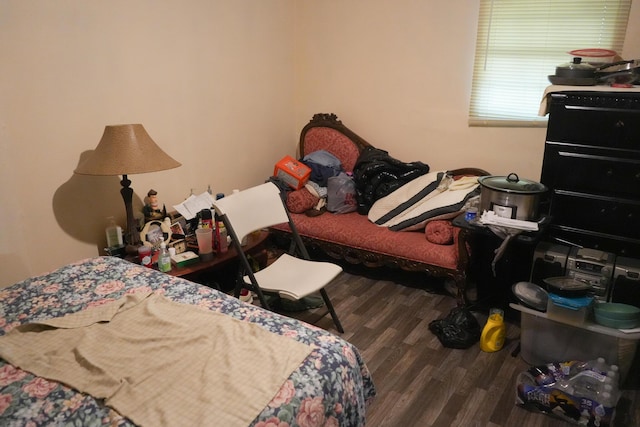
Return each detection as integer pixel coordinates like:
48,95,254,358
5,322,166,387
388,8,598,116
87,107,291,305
74,124,181,176
74,124,181,249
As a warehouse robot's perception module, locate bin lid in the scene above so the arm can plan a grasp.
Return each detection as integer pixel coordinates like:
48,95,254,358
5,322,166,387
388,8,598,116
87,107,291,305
548,293,593,310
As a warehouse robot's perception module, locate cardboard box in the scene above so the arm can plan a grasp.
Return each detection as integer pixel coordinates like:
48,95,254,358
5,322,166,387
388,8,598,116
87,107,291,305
274,155,311,190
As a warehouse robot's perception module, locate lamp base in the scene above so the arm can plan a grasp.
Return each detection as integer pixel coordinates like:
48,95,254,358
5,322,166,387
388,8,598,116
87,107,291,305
125,244,142,256
120,174,142,248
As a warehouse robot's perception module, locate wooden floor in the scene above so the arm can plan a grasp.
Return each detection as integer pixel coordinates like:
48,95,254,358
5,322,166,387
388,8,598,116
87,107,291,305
273,265,640,427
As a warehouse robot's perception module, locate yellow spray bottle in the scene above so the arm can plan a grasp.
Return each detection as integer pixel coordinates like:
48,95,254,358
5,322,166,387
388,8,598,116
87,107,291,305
480,308,506,352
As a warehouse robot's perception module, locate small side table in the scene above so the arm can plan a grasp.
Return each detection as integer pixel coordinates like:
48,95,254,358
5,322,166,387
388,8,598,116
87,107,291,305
452,213,551,312
125,230,270,290
168,230,270,283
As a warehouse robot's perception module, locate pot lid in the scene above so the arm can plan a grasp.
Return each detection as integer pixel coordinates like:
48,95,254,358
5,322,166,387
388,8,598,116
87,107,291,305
512,282,548,312
568,48,617,58
543,276,591,298
478,173,547,194
557,57,596,71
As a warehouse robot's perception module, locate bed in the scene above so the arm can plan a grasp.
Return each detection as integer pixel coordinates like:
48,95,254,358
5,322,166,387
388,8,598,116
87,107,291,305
0,256,376,426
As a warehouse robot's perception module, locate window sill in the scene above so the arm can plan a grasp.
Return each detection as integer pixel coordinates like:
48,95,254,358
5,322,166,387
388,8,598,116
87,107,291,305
468,118,548,128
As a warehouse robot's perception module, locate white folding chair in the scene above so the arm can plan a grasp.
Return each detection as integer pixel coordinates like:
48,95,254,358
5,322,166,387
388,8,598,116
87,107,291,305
212,182,344,333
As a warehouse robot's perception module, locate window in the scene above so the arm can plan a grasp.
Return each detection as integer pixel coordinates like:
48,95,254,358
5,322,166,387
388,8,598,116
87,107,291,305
469,0,631,126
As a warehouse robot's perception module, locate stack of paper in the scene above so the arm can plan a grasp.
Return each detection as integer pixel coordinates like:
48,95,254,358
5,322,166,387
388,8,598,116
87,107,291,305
479,210,539,231
172,192,214,220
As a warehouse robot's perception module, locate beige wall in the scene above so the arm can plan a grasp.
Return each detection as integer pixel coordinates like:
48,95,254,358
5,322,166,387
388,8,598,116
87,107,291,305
0,0,296,286
294,0,640,175
1,0,639,287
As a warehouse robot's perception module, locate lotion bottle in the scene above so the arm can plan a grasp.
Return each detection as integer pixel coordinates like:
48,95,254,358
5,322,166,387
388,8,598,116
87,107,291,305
158,239,172,273
105,217,123,248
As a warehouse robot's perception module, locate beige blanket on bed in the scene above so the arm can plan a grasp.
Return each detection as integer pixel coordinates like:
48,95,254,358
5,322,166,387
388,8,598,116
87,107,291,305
0,292,312,427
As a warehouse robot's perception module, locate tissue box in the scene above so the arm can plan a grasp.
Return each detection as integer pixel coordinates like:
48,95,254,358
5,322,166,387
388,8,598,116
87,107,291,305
171,251,199,268
274,155,311,190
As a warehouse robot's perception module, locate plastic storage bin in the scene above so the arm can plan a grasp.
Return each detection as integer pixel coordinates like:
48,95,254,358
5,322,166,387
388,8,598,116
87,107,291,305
511,303,640,383
274,155,311,190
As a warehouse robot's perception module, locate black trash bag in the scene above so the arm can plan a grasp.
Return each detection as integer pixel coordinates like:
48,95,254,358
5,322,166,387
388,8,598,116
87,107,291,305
428,306,481,349
353,146,430,214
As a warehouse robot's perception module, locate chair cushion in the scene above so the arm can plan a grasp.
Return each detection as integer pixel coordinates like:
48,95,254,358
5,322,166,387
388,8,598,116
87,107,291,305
246,253,342,300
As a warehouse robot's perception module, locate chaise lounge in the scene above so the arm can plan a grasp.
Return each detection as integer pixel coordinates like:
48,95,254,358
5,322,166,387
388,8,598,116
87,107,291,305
270,113,489,305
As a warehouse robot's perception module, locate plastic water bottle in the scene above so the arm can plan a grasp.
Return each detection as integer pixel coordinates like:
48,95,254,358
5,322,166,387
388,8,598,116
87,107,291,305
572,370,605,400
158,239,172,273
480,308,506,352
570,358,609,400
601,384,615,406
589,357,609,375
604,368,620,404
607,365,619,385
570,357,609,376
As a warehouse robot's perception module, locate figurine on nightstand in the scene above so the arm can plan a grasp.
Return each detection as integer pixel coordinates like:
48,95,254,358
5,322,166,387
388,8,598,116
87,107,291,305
143,189,167,222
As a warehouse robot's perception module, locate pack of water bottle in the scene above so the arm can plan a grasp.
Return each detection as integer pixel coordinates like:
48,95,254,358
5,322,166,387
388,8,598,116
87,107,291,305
516,357,620,426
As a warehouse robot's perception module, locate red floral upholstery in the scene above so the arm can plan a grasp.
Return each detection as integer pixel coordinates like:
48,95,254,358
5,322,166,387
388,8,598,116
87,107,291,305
273,212,460,270
303,127,361,172
286,188,319,213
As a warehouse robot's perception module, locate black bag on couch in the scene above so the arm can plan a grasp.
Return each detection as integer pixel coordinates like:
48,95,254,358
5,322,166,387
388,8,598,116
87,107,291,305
353,146,430,215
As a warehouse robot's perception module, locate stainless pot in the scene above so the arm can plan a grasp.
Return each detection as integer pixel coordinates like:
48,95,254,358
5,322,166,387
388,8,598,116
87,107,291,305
555,57,597,79
478,173,548,221
549,58,640,86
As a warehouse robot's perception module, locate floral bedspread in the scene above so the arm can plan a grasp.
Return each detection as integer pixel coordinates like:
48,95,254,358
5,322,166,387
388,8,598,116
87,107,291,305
0,256,376,426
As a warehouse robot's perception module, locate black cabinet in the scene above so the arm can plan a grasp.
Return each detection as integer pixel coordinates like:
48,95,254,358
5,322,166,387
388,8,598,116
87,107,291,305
541,91,640,257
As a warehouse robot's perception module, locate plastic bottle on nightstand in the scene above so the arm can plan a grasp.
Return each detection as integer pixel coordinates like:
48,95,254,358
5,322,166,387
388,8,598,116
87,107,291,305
217,221,228,253
105,217,123,248
158,239,172,273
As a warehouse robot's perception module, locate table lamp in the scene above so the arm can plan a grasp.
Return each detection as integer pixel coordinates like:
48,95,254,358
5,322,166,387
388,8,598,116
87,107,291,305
74,124,181,249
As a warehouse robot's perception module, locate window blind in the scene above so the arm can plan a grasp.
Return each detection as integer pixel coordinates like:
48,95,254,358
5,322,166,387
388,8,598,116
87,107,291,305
469,0,631,126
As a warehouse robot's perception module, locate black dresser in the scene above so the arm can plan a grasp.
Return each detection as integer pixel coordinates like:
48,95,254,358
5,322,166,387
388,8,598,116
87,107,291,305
540,90,640,258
